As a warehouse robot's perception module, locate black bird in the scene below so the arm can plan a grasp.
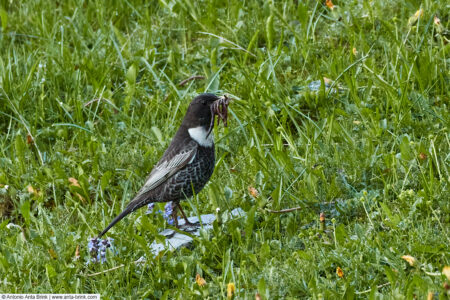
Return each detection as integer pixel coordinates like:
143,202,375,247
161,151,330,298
98,93,229,238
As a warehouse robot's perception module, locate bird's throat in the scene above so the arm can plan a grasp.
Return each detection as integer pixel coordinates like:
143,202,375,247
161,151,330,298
188,126,214,147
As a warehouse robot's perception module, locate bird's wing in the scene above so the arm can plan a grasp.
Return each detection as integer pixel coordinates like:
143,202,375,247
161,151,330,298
98,139,198,238
137,141,198,195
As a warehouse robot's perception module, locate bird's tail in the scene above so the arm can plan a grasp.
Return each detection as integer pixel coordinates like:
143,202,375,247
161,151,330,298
98,197,146,238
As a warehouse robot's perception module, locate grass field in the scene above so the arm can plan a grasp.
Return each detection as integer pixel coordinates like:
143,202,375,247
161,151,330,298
0,0,449,298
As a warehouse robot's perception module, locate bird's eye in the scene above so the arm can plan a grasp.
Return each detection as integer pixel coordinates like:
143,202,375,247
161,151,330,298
201,100,207,105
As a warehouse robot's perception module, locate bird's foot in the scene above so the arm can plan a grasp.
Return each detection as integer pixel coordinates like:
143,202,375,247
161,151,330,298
175,202,200,231
177,220,200,232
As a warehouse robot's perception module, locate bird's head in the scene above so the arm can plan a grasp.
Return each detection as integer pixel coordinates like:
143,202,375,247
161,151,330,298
181,93,230,146
183,93,220,129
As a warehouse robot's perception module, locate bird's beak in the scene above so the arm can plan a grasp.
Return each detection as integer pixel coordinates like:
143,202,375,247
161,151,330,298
206,94,230,138
217,94,231,105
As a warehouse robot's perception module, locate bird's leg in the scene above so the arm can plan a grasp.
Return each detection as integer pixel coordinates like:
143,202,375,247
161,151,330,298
176,203,198,227
171,203,179,228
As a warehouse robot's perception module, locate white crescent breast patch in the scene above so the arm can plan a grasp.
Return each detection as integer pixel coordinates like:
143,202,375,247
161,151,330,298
188,126,214,147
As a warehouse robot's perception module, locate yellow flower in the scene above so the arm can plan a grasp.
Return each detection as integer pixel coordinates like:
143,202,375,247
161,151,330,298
26,134,34,145
227,283,236,299
248,186,259,198
434,16,441,25
443,266,450,281
48,248,58,259
434,16,443,34
326,0,334,10
74,245,80,261
27,185,42,197
323,77,333,85
336,267,344,278
68,177,85,201
195,274,206,287
319,212,325,223
414,9,424,18
401,255,417,266
408,8,424,26
68,177,81,187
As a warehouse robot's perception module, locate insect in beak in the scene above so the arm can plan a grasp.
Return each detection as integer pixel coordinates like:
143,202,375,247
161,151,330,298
206,94,230,138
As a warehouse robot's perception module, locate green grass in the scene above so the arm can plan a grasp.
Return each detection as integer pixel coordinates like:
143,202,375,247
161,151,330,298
0,0,449,298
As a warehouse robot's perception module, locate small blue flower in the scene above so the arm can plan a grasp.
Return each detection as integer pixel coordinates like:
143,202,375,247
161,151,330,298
88,237,115,264
164,202,173,219
146,203,155,214
88,237,99,254
163,202,180,225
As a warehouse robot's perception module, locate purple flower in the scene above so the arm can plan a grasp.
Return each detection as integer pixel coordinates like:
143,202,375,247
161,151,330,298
88,237,115,264
88,237,99,255
163,202,178,225
146,202,181,226
164,202,174,218
146,203,155,215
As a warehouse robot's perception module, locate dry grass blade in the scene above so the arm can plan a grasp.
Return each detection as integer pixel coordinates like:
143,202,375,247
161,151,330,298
198,32,257,57
178,75,205,86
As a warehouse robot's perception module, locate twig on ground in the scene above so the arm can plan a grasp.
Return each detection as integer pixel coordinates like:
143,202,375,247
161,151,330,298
84,98,113,107
422,270,442,276
266,206,302,213
198,32,257,57
85,264,125,277
178,75,205,86
265,199,337,214
84,258,146,277
355,282,390,294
